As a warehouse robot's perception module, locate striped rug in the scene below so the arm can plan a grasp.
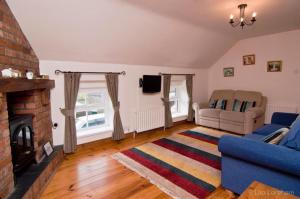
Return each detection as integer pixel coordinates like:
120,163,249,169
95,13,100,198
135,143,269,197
112,127,237,199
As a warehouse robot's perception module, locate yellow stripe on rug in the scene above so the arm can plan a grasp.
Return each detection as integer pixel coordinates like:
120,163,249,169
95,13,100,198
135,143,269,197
170,134,220,156
136,143,221,187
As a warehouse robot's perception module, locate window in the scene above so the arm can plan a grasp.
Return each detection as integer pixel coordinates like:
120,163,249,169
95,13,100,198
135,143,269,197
75,77,113,138
169,87,179,114
169,77,188,118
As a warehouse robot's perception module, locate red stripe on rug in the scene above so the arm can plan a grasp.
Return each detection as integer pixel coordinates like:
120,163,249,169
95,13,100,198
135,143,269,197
122,149,210,198
178,132,218,145
153,139,221,170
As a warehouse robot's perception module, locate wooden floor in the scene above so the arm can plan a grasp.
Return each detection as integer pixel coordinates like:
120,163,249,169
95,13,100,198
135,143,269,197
41,122,236,199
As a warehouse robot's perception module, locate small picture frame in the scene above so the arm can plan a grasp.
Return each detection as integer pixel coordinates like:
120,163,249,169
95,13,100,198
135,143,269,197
223,67,234,77
43,142,54,156
267,61,282,72
243,54,255,65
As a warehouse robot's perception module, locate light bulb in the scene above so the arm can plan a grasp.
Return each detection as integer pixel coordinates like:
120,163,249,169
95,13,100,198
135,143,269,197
229,14,234,19
240,17,244,22
252,12,257,18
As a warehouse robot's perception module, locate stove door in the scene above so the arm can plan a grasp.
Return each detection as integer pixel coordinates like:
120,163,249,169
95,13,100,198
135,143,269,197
11,124,35,173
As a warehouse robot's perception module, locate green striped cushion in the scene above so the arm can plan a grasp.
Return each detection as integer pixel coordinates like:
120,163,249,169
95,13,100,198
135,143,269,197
215,99,227,110
208,99,217,108
232,100,256,112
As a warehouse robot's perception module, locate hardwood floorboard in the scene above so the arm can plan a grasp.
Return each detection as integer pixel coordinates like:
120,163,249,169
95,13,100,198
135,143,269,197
41,122,236,199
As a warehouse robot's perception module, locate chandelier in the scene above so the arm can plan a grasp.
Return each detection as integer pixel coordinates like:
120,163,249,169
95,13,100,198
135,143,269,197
229,4,257,28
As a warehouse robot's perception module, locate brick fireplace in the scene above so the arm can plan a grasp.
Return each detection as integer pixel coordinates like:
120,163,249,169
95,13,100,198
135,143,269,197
0,1,62,198
6,90,53,163
0,85,54,199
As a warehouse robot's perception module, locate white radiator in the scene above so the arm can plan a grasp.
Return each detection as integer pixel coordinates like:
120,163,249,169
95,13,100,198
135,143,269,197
134,107,164,133
266,104,298,123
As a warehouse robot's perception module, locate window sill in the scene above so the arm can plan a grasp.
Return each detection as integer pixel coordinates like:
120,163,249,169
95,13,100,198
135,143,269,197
172,113,188,122
77,126,113,145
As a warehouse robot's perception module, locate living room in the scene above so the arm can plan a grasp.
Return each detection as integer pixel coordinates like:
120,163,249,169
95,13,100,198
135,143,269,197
0,0,299,199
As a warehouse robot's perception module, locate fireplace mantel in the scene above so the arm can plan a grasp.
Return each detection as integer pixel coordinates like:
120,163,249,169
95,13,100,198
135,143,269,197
0,78,55,93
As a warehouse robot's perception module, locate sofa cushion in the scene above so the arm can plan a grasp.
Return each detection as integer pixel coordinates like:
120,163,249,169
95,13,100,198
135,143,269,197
208,99,218,108
280,116,300,150
232,99,242,112
199,108,221,119
215,99,227,110
263,128,289,144
210,90,234,111
290,115,300,128
234,90,262,107
253,124,285,136
271,112,299,126
220,111,244,123
244,133,265,141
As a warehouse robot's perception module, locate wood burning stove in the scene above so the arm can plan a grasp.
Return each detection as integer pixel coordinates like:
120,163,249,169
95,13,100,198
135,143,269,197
9,115,36,175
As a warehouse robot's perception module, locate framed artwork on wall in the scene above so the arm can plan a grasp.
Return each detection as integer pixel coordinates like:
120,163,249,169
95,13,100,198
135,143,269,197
223,67,234,77
243,54,255,65
267,61,282,72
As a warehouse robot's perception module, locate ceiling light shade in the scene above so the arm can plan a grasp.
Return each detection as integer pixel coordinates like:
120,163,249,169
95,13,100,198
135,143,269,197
229,4,257,28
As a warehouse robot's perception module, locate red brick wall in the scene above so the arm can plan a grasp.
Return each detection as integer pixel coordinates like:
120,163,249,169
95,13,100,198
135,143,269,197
0,0,39,75
0,94,14,199
7,90,53,162
0,1,49,198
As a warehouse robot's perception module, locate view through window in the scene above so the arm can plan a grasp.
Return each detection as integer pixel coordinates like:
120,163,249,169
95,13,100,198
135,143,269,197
169,78,189,117
75,86,112,137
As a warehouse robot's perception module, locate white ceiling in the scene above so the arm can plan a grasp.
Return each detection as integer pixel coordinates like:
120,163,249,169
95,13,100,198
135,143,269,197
6,0,300,68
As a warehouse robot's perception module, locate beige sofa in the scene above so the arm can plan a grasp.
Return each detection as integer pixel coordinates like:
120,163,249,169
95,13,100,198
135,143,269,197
193,90,267,134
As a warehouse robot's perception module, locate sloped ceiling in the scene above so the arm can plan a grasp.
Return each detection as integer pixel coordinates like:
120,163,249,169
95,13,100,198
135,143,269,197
6,0,300,68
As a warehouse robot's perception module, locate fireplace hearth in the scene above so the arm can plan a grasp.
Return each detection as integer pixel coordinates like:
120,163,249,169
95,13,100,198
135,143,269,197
9,115,36,177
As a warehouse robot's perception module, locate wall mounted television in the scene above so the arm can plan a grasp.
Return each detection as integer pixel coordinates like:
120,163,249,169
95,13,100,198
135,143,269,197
142,75,161,93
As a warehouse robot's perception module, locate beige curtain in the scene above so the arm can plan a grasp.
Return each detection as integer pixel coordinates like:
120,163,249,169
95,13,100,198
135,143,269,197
161,75,173,128
186,74,193,121
105,74,125,140
61,73,81,153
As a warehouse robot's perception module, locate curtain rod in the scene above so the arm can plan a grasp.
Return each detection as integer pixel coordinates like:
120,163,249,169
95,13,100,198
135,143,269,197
159,72,195,76
55,70,126,75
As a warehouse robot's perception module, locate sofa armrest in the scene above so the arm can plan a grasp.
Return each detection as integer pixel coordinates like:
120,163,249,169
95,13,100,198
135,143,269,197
219,135,300,177
243,107,265,134
193,102,209,124
245,107,265,119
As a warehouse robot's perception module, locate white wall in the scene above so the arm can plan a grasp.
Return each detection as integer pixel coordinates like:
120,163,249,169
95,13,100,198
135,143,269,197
40,60,208,146
208,29,300,120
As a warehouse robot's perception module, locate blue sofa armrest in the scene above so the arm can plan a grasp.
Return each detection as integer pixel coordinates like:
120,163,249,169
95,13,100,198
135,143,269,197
218,135,300,177
271,112,299,126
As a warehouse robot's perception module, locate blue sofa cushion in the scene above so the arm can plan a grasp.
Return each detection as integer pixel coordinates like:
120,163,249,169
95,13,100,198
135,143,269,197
244,134,265,141
253,124,285,136
271,112,299,126
280,117,300,150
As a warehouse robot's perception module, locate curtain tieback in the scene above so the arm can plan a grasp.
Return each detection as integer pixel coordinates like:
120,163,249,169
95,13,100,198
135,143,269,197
60,108,75,117
113,101,120,112
161,98,170,105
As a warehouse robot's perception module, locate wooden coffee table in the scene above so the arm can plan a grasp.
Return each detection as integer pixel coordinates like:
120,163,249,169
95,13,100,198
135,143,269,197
238,181,300,199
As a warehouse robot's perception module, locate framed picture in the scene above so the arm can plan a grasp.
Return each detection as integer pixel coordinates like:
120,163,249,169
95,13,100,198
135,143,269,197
267,61,282,72
223,67,234,77
43,142,54,156
243,54,255,65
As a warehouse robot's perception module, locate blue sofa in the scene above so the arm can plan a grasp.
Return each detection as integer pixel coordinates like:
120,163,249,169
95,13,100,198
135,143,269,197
218,112,300,196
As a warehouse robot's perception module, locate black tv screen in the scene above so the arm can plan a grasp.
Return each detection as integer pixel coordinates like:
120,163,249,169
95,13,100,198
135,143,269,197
142,75,161,93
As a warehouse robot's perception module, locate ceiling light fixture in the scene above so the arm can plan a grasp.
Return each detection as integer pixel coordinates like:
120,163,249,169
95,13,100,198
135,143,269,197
229,4,257,29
